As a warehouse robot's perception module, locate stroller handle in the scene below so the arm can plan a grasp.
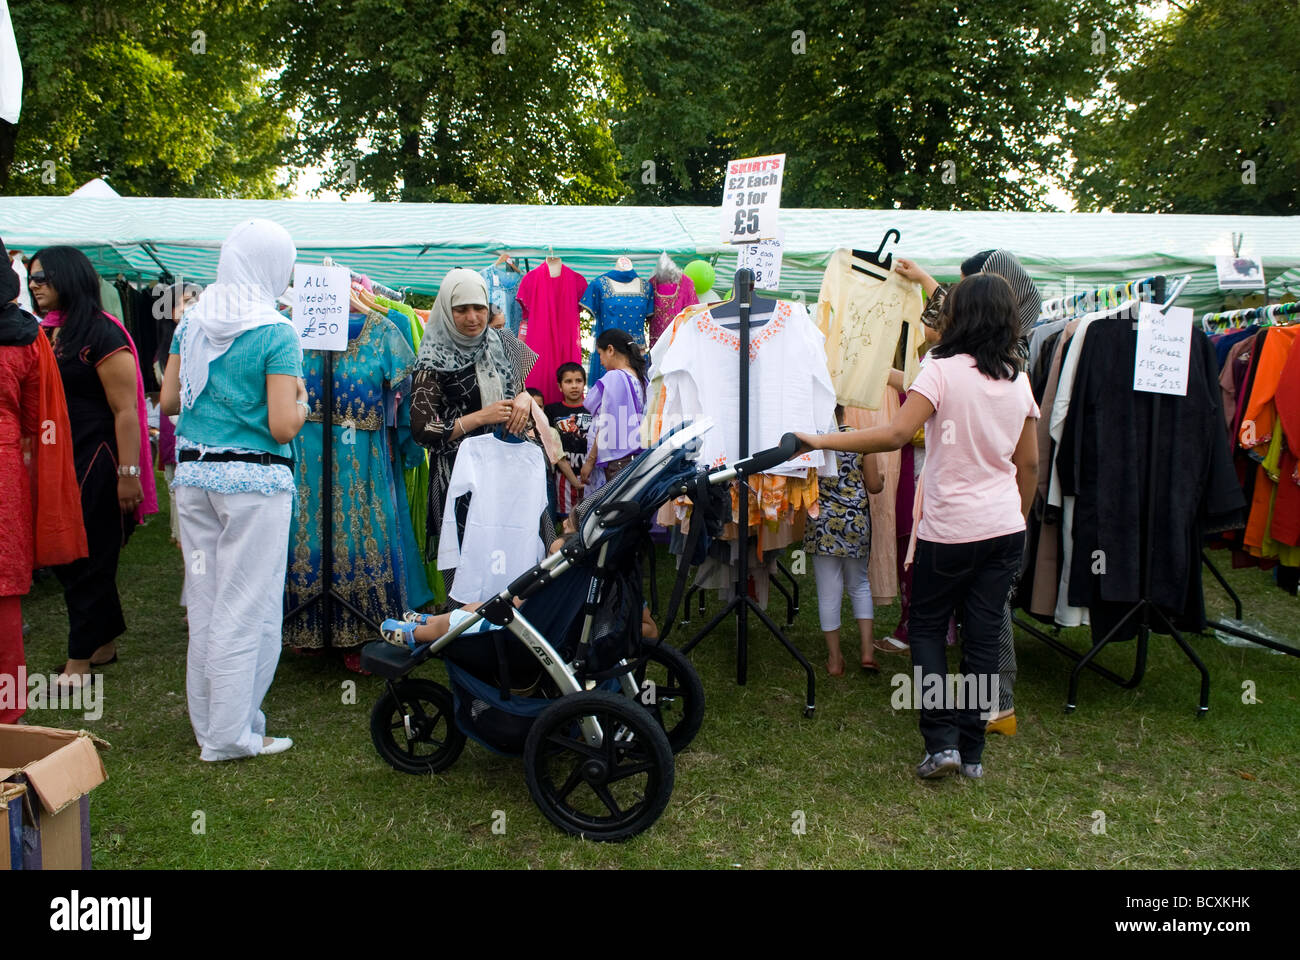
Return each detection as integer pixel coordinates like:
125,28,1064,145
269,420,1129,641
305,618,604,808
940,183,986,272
708,432,801,485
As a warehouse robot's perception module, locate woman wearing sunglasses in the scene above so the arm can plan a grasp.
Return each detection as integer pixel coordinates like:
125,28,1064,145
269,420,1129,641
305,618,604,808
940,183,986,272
28,247,155,688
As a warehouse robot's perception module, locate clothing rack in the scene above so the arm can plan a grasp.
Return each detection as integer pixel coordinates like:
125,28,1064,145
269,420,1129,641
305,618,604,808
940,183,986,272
677,268,817,717
1038,275,1165,321
284,259,404,646
1013,276,1220,715
1200,300,1300,332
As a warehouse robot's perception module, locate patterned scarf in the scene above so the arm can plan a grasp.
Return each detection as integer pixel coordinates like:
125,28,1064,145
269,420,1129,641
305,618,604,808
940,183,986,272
416,268,534,402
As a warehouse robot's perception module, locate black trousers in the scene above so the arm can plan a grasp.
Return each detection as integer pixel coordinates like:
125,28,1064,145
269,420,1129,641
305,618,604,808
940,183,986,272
55,447,135,660
908,531,1024,764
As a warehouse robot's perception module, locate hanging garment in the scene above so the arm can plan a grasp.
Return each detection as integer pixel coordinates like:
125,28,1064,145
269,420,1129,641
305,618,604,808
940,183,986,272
1055,316,1245,642
385,306,439,601
803,425,872,559
582,270,654,384
438,433,548,604
654,299,837,477
481,262,525,336
650,274,699,343
518,263,586,406
285,311,426,650
816,248,924,409
844,394,899,604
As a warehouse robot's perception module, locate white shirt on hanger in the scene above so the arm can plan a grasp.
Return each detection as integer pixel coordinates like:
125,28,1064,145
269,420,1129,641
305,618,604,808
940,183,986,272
652,299,837,477
438,434,548,604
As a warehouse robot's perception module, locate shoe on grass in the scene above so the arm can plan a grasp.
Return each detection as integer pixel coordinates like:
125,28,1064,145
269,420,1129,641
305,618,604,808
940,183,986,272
917,748,961,779
959,762,983,779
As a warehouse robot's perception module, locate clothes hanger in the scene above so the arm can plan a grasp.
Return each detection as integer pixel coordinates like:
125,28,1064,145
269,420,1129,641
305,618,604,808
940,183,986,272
711,268,779,328
851,228,901,281
492,423,526,443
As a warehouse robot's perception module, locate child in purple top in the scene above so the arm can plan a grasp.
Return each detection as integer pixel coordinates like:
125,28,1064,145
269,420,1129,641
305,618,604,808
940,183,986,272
582,329,646,492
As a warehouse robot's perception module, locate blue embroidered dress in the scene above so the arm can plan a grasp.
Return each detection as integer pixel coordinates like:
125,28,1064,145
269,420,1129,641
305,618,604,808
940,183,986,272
481,262,524,336
582,270,653,383
283,310,429,650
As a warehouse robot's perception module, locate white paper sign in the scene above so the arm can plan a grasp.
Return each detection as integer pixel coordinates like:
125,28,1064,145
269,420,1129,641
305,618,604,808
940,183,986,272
736,230,784,289
292,264,350,352
1133,302,1193,396
1216,255,1265,290
720,154,785,243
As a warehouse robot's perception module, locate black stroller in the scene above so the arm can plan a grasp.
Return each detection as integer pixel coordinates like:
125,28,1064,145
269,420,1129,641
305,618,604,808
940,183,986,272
360,421,800,841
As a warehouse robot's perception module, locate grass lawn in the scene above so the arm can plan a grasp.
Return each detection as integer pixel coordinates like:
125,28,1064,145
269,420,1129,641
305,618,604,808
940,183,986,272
16,483,1300,869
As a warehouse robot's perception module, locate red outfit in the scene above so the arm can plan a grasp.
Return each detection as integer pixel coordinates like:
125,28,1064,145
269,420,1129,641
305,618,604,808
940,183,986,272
517,264,586,406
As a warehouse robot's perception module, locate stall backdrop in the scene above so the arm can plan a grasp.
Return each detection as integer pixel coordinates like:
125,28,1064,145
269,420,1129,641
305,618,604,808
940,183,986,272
3,196,1298,311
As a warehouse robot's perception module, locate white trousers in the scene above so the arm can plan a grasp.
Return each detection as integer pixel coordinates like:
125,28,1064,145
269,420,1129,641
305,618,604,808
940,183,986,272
813,554,874,632
176,486,292,761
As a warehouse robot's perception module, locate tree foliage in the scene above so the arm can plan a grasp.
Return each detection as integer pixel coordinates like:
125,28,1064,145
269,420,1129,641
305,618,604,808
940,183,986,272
610,0,1140,210
1070,0,1299,214
269,0,624,203
1,0,291,197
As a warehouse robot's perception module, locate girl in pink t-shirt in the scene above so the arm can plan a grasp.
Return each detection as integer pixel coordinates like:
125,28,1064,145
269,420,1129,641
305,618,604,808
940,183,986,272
798,273,1040,781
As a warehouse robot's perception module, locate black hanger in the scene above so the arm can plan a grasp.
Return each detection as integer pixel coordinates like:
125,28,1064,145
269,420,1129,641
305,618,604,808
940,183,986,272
493,423,526,444
851,228,901,280
711,268,779,328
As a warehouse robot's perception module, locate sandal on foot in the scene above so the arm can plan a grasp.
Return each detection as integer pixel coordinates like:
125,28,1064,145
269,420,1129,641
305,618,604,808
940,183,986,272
874,635,909,655
860,659,880,674
381,619,419,650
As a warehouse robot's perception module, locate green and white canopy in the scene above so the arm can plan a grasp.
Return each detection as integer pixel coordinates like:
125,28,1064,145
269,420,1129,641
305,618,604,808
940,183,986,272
3,196,1298,312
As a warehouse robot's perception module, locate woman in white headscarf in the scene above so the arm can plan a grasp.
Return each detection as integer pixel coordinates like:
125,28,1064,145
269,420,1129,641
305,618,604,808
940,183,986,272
409,268,546,599
160,219,308,761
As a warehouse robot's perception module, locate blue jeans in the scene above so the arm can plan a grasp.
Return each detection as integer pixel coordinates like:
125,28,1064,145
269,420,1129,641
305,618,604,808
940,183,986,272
908,532,1025,764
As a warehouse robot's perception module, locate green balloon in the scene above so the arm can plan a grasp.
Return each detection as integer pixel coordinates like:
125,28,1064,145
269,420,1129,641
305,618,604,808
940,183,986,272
683,260,715,294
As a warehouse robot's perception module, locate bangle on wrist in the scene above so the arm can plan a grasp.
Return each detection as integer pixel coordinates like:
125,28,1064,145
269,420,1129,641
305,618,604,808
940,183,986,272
117,464,140,478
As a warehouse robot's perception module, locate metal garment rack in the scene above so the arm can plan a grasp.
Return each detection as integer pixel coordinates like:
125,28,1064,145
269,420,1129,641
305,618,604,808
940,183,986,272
1012,276,1225,715
677,268,817,717
1199,302,1300,658
284,259,401,647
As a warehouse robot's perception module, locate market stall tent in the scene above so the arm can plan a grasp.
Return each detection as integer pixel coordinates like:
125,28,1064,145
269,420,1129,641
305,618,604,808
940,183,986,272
2,196,1298,311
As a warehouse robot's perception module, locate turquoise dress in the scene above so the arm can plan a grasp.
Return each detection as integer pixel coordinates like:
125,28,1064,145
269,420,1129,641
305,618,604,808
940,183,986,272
284,310,430,650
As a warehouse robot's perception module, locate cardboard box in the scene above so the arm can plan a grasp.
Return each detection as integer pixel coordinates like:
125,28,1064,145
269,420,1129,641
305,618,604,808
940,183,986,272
0,724,109,870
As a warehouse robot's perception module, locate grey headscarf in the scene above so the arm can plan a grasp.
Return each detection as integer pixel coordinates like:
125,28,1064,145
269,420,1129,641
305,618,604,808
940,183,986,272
979,249,1041,337
416,268,522,404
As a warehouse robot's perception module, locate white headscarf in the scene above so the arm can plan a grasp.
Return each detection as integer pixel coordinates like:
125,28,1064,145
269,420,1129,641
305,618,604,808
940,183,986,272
180,219,297,410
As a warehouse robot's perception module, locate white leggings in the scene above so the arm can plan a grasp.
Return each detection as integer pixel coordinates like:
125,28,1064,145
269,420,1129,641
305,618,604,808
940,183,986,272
813,554,874,632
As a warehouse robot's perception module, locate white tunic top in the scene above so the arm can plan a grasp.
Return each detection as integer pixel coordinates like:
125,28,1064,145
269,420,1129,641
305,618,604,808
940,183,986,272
438,434,548,603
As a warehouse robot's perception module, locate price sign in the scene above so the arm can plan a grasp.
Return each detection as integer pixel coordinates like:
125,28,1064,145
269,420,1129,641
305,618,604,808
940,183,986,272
736,229,785,289
292,264,350,352
720,153,785,243
1133,302,1193,396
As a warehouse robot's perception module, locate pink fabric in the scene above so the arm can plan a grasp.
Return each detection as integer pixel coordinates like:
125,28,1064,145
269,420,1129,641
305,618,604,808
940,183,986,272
650,275,699,343
907,355,1038,545
517,264,586,406
41,310,157,521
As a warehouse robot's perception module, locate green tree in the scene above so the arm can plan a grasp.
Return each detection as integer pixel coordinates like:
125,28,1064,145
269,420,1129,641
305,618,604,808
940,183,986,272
1070,0,1299,214
610,0,1139,210
1,1,292,197
270,0,624,203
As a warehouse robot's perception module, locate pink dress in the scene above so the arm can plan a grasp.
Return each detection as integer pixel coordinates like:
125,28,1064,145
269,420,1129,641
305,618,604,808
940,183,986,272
650,275,699,344
517,264,587,406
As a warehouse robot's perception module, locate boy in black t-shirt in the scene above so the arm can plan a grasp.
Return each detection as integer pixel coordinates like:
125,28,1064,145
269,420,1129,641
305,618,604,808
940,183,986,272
543,362,592,518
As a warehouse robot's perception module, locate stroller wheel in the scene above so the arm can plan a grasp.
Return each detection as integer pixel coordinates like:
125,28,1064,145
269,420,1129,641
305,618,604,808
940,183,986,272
523,691,674,842
370,678,466,775
633,642,705,754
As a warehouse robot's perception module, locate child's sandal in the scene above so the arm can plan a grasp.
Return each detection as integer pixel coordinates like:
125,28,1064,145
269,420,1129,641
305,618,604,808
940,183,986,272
381,619,419,650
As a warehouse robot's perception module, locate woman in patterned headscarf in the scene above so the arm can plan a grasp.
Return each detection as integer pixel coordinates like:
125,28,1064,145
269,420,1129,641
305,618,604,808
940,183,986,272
409,269,548,596
897,249,1041,368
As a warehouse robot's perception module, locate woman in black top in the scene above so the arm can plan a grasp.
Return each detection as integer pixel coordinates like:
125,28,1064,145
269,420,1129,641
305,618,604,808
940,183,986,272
29,247,144,686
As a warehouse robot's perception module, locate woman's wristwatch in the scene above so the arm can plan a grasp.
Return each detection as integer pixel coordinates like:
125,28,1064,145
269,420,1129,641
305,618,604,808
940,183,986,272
117,465,140,478
297,399,311,416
